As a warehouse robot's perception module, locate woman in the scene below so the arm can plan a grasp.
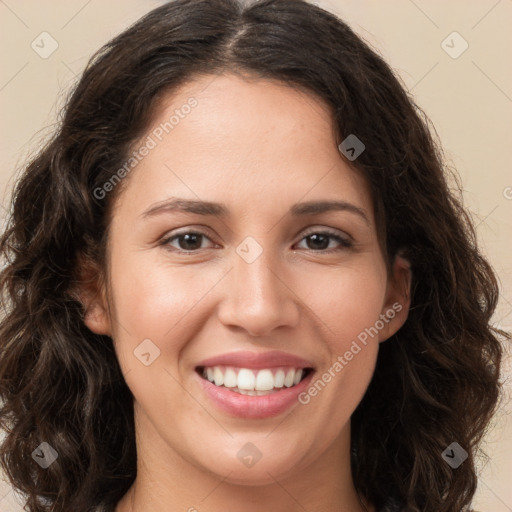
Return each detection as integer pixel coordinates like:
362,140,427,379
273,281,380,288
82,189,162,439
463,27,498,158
0,0,507,511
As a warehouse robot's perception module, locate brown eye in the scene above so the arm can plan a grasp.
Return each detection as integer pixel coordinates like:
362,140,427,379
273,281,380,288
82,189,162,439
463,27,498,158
161,231,214,252
295,230,353,252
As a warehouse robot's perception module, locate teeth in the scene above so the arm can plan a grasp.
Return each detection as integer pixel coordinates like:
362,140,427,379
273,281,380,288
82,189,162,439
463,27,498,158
274,369,285,388
238,369,256,390
223,367,238,388
201,365,308,393
213,367,224,386
284,368,295,387
255,369,274,391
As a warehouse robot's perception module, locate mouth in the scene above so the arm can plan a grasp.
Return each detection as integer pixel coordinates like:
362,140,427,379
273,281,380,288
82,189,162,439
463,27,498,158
195,365,315,396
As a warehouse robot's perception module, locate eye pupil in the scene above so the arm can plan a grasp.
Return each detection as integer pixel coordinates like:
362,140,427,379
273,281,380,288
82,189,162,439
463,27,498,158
179,233,202,250
307,233,329,250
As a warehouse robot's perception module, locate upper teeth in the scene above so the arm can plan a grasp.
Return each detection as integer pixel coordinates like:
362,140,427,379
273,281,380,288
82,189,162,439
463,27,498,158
202,366,306,391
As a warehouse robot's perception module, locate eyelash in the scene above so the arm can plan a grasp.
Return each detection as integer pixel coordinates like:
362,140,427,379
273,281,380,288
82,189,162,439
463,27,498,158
159,228,354,254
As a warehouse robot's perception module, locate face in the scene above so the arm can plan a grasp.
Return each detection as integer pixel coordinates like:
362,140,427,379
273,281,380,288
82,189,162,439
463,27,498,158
83,72,410,486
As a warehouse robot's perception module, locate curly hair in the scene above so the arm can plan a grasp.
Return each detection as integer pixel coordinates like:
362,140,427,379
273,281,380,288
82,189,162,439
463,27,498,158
0,0,508,511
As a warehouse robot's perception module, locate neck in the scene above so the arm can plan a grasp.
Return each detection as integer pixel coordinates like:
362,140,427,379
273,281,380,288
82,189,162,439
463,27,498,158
116,410,374,512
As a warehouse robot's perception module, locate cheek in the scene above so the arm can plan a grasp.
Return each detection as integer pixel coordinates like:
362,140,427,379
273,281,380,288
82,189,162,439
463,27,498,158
292,261,385,414
109,256,220,340
302,260,387,348
107,255,214,414
107,252,236,385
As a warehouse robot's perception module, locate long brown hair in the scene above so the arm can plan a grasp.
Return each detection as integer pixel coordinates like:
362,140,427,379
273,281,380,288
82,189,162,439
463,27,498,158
0,1,508,511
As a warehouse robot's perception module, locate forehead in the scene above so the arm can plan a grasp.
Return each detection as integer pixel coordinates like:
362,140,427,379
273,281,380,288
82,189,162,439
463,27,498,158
154,72,337,159
112,72,374,223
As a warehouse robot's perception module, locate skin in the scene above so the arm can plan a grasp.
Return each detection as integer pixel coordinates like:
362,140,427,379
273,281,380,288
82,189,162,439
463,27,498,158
81,72,411,512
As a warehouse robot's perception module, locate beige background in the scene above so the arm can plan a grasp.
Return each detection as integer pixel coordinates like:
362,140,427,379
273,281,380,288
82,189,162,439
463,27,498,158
1,1,511,510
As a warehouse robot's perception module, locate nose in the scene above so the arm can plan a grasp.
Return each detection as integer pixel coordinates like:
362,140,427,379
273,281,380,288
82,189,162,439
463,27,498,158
216,244,300,337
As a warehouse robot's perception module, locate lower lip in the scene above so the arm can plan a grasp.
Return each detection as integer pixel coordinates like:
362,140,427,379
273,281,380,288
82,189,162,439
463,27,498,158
195,370,315,419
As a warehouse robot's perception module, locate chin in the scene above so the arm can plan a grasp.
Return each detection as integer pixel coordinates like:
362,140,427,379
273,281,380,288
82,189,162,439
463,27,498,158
197,448,309,486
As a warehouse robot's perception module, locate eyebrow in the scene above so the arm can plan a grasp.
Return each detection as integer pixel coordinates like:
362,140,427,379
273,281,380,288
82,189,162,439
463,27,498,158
141,197,369,224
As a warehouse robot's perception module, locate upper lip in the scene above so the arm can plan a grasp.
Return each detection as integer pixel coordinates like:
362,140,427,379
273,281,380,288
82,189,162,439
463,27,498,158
195,350,315,370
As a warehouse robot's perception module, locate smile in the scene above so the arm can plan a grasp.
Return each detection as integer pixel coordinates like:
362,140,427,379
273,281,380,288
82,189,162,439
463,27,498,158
195,365,316,419
196,365,313,396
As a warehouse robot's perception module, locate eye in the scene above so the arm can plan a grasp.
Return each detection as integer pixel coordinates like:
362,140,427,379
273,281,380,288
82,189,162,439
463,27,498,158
294,229,353,252
160,230,216,252
160,227,353,254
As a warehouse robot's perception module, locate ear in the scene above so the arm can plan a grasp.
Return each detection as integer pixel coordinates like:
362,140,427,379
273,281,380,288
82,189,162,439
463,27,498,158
70,255,112,337
378,253,412,343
